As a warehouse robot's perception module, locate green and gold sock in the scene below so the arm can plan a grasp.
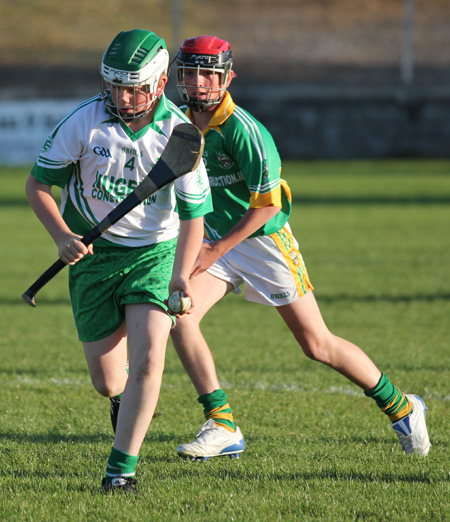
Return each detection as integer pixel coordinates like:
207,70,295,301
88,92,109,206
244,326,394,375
364,373,412,422
104,447,139,484
198,388,236,432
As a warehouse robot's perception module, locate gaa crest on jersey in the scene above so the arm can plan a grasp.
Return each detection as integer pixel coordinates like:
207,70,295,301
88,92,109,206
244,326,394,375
216,153,233,169
93,146,112,158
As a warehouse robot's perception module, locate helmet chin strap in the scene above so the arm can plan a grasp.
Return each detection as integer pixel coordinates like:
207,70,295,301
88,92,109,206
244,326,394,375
184,90,225,113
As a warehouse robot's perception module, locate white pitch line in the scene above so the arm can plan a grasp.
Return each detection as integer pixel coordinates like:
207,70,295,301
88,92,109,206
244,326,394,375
4,377,450,402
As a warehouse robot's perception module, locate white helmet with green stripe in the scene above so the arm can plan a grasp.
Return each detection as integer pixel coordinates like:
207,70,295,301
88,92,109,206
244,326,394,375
100,29,169,122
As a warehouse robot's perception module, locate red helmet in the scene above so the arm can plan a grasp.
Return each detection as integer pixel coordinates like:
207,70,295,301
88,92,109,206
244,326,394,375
175,36,234,112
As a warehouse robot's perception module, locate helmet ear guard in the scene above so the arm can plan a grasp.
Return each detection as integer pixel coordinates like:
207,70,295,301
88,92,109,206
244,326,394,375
175,35,235,112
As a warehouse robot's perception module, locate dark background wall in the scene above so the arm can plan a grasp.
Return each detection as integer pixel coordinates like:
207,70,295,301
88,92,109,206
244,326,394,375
228,85,450,159
1,0,450,160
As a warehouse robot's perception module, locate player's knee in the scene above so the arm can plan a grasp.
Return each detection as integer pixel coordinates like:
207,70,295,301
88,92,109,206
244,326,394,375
171,318,201,343
90,373,125,398
299,336,333,365
94,382,124,398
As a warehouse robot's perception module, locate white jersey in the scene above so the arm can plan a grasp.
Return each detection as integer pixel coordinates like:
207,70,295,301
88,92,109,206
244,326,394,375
31,94,212,248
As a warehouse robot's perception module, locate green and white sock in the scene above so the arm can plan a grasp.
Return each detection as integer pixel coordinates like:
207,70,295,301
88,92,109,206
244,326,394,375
104,447,139,484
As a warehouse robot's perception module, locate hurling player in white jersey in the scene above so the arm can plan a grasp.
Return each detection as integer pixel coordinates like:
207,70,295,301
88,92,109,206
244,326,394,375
170,36,430,461
26,29,212,494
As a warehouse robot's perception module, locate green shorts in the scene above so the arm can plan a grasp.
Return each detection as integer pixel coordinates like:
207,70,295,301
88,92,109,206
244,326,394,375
69,238,177,342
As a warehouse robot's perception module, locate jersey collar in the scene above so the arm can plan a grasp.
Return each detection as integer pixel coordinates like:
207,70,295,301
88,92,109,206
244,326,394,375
186,91,235,132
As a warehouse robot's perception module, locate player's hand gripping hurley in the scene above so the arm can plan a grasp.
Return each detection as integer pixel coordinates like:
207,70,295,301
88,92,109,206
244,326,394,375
22,123,204,307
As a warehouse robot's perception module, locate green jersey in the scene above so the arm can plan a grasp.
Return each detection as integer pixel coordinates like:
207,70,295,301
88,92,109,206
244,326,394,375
183,91,292,240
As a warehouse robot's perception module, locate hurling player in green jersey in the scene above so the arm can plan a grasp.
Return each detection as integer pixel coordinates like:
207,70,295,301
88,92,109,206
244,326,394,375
26,29,212,494
170,35,430,460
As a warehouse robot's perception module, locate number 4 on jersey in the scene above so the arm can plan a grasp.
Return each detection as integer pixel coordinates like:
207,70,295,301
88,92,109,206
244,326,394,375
125,157,135,171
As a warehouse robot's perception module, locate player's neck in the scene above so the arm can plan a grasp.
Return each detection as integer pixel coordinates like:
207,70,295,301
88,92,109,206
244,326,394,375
128,118,150,133
191,110,214,131
127,98,161,133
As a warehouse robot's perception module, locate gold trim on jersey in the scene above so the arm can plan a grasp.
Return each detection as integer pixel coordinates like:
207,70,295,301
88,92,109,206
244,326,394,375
250,178,291,209
185,91,236,134
250,187,282,208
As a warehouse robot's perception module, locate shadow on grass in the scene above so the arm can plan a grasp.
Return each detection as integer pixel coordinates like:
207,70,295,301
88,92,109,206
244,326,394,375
316,291,450,304
292,195,450,206
4,297,72,307
233,468,440,484
4,195,450,208
149,463,443,485
0,425,178,446
6,467,440,486
4,290,450,308
2,434,443,489
0,431,112,444
0,367,85,377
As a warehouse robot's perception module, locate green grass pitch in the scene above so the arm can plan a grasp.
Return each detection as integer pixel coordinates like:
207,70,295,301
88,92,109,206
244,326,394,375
1,160,449,521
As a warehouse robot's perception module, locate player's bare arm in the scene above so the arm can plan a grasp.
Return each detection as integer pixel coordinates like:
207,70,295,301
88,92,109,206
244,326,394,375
170,216,205,313
25,174,93,265
191,205,280,277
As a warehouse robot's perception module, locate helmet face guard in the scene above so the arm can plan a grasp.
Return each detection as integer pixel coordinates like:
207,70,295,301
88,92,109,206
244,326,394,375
175,36,234,112
101,82,155,123
100,29,169,123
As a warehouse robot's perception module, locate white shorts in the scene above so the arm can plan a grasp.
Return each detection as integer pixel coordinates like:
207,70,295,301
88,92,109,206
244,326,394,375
206,223,314,306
